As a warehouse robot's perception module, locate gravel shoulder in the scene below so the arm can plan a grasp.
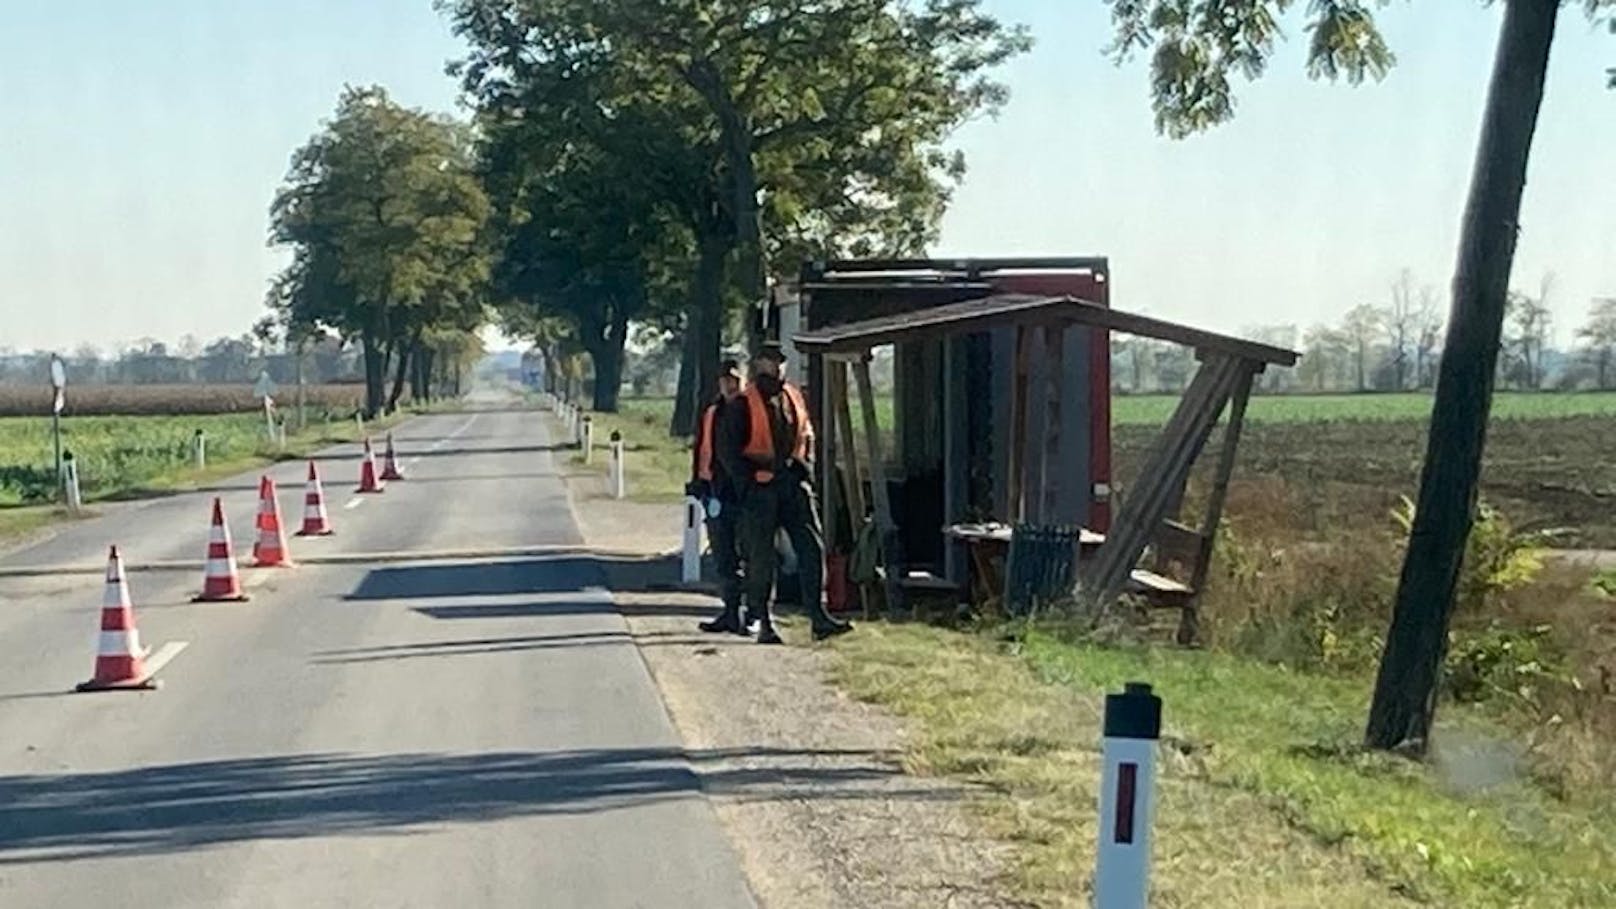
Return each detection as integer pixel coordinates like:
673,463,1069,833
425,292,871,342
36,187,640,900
557,447,1021,908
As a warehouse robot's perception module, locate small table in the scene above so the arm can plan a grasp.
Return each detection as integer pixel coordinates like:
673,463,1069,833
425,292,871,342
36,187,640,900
944,523,1105,608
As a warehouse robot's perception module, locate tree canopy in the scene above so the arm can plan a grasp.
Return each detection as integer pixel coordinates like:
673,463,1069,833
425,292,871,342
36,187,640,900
268,86,490,415
442,0,1029,419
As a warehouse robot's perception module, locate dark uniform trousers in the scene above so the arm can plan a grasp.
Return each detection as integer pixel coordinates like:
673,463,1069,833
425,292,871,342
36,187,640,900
706,499,744,622
740,467,837,631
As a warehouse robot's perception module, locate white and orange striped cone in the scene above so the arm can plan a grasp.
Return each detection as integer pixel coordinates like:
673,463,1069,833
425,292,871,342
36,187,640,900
356,438,386,494
379,432,404,481
194,497,249,602
77,546,158,691
252,475,294,567
296,460,334,537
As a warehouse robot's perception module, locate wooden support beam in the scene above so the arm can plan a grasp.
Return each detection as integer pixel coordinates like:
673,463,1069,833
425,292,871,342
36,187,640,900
831,364,867,529
818,356,838,557
1079,354,1244,608
1178,364,1258,644
852,356,905,615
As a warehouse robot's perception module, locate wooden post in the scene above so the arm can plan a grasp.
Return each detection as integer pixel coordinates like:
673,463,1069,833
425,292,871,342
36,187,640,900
853,355,905,615
819,355,837,556
831,362,867,527
1177,364,1258,644
832,361,872,618
1040,323,1065,522
1006,326,1031,523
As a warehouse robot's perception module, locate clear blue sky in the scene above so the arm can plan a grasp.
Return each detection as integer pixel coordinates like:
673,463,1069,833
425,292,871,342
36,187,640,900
0,1,1610,355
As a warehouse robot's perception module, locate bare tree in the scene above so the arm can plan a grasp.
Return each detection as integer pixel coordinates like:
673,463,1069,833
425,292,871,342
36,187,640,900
1383,269,1419,390
1413,285,1444,389
1578,298,1616,389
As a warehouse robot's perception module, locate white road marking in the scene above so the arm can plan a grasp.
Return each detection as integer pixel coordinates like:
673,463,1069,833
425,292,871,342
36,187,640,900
142,640,189,679
344,497,365,511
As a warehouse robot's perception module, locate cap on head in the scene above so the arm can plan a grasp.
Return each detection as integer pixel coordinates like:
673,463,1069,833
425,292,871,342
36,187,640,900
753,341,787,365
718,359,743,381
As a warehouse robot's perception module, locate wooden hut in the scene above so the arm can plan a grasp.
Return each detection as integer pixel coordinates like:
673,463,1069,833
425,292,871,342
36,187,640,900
772,258,1298,642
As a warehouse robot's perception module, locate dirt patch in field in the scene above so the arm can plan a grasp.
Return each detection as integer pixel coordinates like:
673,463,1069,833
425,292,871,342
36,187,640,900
1115,415,1616,547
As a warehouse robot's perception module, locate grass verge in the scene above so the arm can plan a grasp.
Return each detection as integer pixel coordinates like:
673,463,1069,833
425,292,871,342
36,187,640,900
567,398,690,503
826,622,1616,908
0,409,409,546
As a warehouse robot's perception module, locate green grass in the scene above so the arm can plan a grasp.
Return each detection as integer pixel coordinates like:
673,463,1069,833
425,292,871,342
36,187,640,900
571,398,692,502
1113,391,1616,425
0,409,404,540
827,623,1616,908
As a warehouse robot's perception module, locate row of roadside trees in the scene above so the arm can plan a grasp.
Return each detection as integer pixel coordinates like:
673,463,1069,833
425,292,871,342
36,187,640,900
268,1,1028,426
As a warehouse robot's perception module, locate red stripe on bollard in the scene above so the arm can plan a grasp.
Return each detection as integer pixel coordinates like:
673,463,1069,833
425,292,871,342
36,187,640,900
1113,762,1137,844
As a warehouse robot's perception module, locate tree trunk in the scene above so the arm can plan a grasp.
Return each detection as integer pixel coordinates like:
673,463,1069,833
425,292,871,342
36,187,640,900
672,322,698,437
588,341,625,412
386,337,414,413
1365,0,1559,753
361,332,386,419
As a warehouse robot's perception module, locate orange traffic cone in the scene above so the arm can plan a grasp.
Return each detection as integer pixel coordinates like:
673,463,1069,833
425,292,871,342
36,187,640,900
296,460,334,537
194,497,249,602
379,432,404,481
252,475,294,567
77,546,158,691
356,438,385,494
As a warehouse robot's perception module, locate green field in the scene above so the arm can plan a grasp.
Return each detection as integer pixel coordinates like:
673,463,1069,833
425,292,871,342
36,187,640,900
0,411,385,510
1112,391,1616,425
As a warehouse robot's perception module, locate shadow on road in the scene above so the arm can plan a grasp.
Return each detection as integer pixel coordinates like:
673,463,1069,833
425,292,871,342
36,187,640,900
0,746,936,864
346,554,690,601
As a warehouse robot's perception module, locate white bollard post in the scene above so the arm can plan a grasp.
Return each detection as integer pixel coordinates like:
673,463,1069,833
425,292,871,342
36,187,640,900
193,429,207,469
581,415,593,463
355,411,365,437
278,420,288,451
1093,682,1162,909
63,453,83,514
681,495,703,584
608,432,626,500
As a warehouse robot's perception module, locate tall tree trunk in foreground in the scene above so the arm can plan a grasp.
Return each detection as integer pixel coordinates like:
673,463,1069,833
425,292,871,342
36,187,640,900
1365,0,1559,752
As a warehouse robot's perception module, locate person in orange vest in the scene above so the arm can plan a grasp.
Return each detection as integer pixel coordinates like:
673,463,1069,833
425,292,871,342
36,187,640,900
689,359,752,635
716,341,852,644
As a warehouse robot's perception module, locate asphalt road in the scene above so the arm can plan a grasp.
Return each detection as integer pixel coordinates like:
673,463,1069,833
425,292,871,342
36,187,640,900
0,396,757,908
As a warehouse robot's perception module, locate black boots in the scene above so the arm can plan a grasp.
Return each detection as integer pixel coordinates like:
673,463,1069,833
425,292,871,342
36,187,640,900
698,603,755,636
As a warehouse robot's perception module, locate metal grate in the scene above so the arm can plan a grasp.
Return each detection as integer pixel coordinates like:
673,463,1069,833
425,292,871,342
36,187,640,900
1003,524,1083,616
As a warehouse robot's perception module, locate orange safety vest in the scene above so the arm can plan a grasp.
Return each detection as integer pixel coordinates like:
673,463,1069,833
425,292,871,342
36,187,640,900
741,382,812,483
695,402,718,482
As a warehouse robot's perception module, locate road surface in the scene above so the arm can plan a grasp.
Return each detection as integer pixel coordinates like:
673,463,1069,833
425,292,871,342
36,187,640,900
0,398,756,908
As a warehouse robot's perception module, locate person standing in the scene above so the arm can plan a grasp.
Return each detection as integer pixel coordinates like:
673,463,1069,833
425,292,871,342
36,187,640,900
717,342,852,644
689,359,750,634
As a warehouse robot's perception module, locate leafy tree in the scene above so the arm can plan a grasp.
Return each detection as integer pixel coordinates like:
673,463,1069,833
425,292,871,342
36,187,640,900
1300,324,1351,391
1503,274,1555,389
1105,0,1611,752
444,0,1028,425
1576,298,1616,388
1340,304,1383,392
269,86,489,416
